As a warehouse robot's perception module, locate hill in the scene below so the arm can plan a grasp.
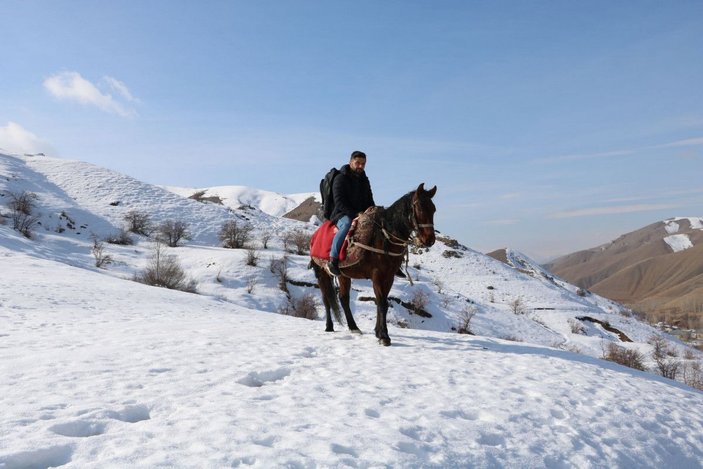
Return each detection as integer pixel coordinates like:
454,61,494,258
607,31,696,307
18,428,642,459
2,152,703,467
547,218,703,328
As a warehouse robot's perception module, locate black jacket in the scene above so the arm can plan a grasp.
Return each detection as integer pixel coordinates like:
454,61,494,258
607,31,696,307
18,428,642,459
330,164,375,223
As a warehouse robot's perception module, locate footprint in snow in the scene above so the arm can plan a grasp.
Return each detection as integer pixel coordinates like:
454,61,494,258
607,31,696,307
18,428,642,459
99,404,151,423
236,368,291,388
50,420,108,438
0,445,73,469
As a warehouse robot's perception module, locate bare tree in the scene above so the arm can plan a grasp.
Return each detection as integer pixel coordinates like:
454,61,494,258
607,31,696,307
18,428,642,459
287,229,311,255
219,219,253,249
91,235,113,268
124,210,152,236
282,230,312,254
260,230,273,249
649,335,680,380
457,306,476,334
8,191,40,238
510,296,526,315
157,220,190,247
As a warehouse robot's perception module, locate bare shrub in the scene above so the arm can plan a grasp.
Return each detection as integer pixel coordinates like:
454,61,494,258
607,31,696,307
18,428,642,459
409,288,430,314
568,318,586,335
440,295,451,309
457,306,476,334
681,350,703,391
8,191,40,238
510,296,526,315
269,255,289,293
260,230,273,249
104,229,134,245
246,277,257,294
246,248,259,267
278,293,318,320
124,210,152,236
282,229,311,255
91,235,113,268
602,342,647,371
136,241,197,293
219,219,253,249
649,335,680,379
157,220,190,247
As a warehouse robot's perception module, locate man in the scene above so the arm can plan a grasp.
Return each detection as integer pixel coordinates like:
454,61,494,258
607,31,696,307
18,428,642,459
328,150,375,275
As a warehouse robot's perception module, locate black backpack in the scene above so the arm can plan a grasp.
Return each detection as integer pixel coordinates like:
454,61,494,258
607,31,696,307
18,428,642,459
319,167,340,220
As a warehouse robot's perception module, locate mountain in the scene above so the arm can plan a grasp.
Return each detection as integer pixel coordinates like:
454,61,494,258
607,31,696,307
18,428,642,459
546,218,703,328
2,152,703,467
164,184,319,220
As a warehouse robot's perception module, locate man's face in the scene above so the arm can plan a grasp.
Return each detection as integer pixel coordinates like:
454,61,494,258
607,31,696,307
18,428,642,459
350,157,366,174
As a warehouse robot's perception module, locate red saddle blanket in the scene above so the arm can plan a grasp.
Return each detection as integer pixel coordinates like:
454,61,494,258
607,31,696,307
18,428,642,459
310,221,350,261
309,207,381,264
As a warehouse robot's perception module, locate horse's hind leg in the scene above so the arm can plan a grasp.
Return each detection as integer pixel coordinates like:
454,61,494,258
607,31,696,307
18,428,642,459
338,276,361,333
313,263,337,332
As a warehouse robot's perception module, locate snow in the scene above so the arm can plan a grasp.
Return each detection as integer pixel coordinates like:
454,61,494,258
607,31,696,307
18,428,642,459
2,153,703,468
664,220,680,234
163,185,317,217
664,234,694,253
666,217,703,232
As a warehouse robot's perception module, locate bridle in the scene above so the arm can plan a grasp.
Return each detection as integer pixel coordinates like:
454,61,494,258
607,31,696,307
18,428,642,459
410,194,434,233
374,193,435,252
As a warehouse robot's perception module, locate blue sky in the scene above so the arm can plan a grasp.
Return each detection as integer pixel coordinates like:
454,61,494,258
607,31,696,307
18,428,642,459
1,1,702,261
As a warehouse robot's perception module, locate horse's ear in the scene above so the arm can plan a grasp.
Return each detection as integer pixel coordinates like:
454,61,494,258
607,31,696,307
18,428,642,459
416,183,425,194
428,185,437,198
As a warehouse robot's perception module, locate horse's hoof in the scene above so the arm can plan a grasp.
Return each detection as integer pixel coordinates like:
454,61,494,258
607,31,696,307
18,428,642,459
350,329,362,335
325,327,334,332
379,338,391,346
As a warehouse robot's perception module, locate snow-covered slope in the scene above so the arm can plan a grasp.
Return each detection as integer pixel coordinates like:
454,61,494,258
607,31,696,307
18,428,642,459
164,184,317,217
2,153,703,467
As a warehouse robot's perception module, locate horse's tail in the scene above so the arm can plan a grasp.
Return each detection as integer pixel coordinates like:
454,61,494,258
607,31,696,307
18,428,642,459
312,261,344,325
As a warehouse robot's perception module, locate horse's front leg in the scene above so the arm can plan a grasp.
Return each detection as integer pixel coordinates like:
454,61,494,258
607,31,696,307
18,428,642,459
374,295,391,346
338,276,361,333
373,273,394,346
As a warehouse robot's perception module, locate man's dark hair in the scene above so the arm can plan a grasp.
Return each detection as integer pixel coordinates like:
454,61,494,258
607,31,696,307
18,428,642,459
350,150,366,160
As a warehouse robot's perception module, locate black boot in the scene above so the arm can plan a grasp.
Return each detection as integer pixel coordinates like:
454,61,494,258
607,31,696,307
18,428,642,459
328,258,341,276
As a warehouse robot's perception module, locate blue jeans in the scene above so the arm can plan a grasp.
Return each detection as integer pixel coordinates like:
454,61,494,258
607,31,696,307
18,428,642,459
330,215,352,260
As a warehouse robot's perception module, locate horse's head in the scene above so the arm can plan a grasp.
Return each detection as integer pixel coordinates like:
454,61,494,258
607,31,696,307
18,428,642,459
411,183,437,247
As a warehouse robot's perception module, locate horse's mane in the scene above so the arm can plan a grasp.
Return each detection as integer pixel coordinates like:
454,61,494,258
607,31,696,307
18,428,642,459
379,191,415,239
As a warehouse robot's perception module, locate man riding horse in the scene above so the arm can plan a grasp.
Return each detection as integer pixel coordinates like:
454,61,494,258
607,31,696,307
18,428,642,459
328,151,375,276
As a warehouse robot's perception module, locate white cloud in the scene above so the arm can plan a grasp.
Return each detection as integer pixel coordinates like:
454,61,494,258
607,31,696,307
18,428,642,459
0,122,54,155
549,203,678,219
658,137,703,148
102,76,140,103
44,71,137,117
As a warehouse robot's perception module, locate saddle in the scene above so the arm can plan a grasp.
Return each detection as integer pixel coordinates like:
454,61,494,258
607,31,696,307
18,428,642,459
310,206,381,269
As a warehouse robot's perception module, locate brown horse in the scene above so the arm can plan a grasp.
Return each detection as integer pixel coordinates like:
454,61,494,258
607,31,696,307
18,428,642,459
311,183,437,346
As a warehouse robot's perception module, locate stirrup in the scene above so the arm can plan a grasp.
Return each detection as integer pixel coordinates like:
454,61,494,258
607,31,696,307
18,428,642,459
327,262,341,276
